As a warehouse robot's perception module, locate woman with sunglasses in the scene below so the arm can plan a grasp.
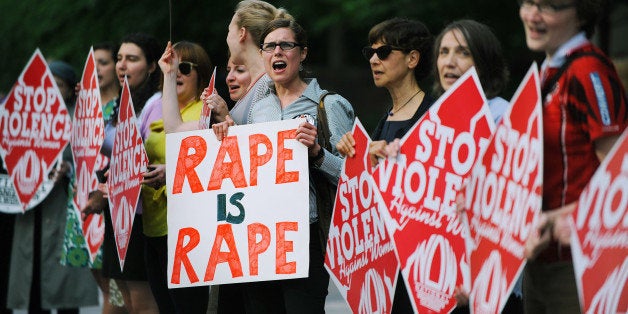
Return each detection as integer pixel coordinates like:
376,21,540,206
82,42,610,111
335,17,433,313
141,41,212,313
336,18,433,164
517,0,627,312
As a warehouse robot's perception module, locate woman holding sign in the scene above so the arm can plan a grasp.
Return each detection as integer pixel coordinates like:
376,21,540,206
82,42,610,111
335,18,434,164
84,32,162,314
430,19,524,314
518,0,628,312
141,40,212,314
433,20,510,124
214,55,252,314
335,18,434,312
231,18,355,314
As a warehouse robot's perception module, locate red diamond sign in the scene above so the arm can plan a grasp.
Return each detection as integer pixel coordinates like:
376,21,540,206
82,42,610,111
107,76,148,271
198,66,216,129
462,64,543,314
325,119,399,314
71,47,106,263
570,123,628,313
372,68,494,313
0,49,71,210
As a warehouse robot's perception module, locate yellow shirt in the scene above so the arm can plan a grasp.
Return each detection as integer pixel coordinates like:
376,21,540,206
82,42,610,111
141,99,202,237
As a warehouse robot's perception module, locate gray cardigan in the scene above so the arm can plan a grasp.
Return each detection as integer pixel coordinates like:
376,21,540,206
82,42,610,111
249,78,355,222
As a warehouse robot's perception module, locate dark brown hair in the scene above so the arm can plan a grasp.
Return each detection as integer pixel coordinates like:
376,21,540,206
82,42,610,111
368,17,434,82
432,19,509,99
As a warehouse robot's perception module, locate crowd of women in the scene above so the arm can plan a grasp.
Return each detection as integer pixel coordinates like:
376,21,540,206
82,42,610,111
1,0,626,313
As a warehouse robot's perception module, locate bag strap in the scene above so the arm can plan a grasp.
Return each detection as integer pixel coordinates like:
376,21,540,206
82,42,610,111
541,50,608,100
316,91,335,151
313,91,336,255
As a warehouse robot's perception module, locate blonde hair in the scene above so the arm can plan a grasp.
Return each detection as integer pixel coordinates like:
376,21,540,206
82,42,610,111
234,0,293,46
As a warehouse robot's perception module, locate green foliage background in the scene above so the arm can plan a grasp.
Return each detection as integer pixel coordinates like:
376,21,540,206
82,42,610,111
0,0,564,128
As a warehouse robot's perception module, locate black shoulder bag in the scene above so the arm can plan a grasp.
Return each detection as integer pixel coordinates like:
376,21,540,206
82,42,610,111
312,91,337,256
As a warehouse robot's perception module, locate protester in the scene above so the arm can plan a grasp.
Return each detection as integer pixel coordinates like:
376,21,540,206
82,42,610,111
234,18,354,314
82,32,161,313
7,60,99,314
433,19,510,123
335,17,434,313
95,42,123,129
68,42,127,314
162,0,293,134
226,56,252,102
215,55,252,314
518,0,628,312
141,40,211,313
430,19,523,314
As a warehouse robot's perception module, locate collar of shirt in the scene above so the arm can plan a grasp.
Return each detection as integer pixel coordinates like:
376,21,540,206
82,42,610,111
541,31,589,73
267,78,322,104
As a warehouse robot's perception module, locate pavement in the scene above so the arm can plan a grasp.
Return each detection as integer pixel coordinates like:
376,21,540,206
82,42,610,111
15,281,351,314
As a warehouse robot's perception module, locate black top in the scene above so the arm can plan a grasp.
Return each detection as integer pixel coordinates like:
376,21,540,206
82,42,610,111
371,94,434,142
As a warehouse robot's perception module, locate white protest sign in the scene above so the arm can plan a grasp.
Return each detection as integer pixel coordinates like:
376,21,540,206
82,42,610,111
166,119,310,288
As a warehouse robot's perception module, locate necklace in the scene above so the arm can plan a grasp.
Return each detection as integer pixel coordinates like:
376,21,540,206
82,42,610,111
389,89,422,116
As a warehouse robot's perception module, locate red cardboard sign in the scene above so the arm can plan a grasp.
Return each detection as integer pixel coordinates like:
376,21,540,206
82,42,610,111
107,77,148,270
373,69,495,313
325,119,399,314
570,128,628,313
198,67,216,129
71,47,106,263
462,64,543,314
0,49,72,210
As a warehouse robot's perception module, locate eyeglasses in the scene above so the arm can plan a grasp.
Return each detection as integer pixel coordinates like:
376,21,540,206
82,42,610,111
178,61,198,75
362,45,405,61
260,41,302,53
518,0,576,14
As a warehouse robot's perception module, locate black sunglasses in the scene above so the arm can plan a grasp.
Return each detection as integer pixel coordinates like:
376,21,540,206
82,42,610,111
178,61,198,75
362,45,405,61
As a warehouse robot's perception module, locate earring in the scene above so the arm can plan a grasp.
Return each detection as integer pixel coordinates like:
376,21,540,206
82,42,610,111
299,63,303,72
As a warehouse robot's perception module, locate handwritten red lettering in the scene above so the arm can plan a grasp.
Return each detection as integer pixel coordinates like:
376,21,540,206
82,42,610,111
172,136,206,194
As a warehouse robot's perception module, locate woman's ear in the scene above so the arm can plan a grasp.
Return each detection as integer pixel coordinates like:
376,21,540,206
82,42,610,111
239,27,247,43
407,50,420,69
148,61,157,74
300,47,308,62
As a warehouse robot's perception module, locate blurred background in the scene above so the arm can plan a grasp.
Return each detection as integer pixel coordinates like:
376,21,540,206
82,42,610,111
1,0,626,130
